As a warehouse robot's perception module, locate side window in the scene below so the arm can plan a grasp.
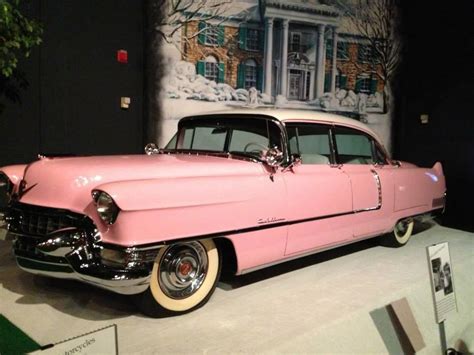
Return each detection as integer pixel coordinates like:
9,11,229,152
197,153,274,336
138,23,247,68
334,127,373,164
287,124,331,165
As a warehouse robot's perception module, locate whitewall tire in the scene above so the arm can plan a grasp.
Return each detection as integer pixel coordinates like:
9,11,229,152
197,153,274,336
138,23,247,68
136,239,221,317
381,219,415,248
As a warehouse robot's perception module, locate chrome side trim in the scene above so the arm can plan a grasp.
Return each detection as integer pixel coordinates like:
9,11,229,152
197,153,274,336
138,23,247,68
354,169,382,213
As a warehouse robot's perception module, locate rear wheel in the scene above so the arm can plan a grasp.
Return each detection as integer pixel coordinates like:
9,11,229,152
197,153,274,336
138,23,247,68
381,219,414,247
135,239,221,317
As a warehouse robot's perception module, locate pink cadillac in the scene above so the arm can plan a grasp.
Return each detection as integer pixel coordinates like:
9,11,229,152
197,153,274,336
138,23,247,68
0,109,446,316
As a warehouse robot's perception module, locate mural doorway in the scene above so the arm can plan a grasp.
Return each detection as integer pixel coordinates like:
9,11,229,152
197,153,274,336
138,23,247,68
288,69,310,101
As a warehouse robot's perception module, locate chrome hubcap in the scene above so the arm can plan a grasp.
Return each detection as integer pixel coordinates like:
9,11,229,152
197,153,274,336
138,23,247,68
395,220,409,236
158,242,208,299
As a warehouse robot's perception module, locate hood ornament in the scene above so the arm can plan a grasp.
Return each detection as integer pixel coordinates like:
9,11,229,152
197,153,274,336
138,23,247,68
144,143,160,156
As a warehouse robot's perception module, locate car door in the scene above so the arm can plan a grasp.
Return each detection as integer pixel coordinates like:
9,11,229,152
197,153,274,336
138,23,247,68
283,122,354,256
333,126,394,238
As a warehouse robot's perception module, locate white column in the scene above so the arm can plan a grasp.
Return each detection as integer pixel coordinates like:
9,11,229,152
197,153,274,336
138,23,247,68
309,70,315,100
280,19,289,97
331,27,338,93
315,24,326,98
264,17,274,97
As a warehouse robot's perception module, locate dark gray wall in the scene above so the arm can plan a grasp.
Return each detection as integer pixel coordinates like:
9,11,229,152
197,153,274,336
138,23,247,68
395,0,474,231
0,0,145,165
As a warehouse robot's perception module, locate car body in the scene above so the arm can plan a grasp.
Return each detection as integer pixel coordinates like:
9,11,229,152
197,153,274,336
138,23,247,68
0,109,446,316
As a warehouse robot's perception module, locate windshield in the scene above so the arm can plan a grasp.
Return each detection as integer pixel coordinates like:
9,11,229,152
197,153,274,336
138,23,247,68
165,116,283,160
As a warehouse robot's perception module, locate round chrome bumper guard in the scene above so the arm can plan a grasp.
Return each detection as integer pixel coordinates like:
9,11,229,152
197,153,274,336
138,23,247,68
13,227,157,295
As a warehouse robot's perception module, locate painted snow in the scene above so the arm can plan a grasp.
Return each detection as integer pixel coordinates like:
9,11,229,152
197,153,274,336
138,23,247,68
157,0,400,154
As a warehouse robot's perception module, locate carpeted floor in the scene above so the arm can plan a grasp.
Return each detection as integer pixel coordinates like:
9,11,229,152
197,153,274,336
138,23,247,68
0,314,40,354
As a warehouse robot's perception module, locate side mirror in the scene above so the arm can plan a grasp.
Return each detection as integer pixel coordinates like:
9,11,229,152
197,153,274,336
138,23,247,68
282,154,302,172
262,147,284,168
144,143,160,156
291,154,302,166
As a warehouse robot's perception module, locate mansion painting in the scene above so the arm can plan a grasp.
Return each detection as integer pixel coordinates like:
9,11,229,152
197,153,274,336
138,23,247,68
179,0,385,102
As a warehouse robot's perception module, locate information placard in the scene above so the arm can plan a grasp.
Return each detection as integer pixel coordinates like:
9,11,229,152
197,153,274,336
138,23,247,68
426,242,457,323
30,324,118,355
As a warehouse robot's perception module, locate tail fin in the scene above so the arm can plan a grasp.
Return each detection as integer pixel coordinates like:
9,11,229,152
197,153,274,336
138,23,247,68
432,162,444,176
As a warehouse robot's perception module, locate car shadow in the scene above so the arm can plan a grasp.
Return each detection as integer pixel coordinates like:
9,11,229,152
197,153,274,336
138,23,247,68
413,220,437,234
219,221,440,290
218,237,380,290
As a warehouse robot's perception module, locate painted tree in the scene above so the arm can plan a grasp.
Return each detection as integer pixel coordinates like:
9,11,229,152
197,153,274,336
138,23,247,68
335,0,401,113
145,0,239,143
0,0,42,114
156,0,237,58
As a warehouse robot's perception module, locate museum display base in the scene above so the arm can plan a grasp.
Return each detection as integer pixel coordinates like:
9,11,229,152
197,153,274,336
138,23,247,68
0,224,472,353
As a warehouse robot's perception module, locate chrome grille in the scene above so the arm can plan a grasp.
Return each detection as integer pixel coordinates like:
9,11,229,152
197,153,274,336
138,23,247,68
9,203,95,263
8,203,89,238
17,210,71,236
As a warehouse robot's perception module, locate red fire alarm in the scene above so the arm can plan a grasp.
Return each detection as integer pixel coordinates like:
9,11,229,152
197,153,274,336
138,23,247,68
117,49,128,64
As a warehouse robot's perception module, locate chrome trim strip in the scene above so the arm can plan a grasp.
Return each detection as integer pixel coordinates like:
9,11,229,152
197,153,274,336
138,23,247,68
16,255,68,267
354,169,382,213
100,243,164,252
105,210,360,250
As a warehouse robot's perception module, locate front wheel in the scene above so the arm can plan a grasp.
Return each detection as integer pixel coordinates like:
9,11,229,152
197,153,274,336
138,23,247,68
135,239,221,317
381,219,415,248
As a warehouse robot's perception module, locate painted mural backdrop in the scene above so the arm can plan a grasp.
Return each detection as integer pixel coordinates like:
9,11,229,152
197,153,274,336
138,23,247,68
158,0,400,152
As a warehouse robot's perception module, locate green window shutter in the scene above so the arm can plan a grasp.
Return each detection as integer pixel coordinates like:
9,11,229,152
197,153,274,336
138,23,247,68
218,63,225,83
324,72,331,92
355,78,362,93
198,22,206,45
258,30,265,51
337,42,348,60
340,74,347,89
239,26,247,50
237,64,246,88
257,65,263,91
217,25,225,46
196,61,205,76
370,77,378,94
326,39,333,59
357,44,364,62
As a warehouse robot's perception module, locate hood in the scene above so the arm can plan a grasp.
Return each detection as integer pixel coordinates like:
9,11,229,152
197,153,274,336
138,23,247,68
18,154,263,213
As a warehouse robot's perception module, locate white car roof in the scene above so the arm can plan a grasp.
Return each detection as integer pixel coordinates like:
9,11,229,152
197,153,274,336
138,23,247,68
189,108,382,143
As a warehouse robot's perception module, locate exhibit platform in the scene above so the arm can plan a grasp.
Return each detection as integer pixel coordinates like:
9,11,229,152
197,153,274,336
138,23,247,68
0,224,472,353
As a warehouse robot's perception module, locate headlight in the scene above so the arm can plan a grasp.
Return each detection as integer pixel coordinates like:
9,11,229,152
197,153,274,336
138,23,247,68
92,190,120,225
0,172,13,208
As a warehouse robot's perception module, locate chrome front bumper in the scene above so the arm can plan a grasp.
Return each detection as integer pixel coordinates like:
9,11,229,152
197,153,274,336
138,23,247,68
10,227,156,295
